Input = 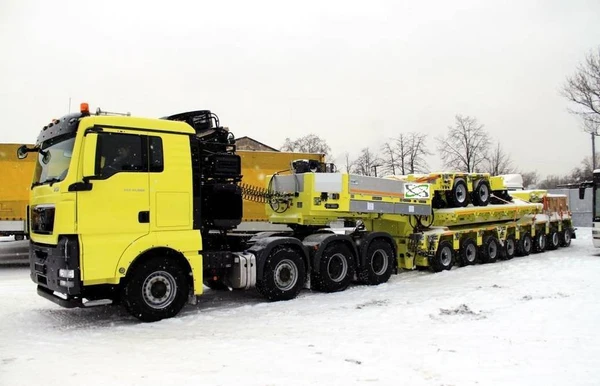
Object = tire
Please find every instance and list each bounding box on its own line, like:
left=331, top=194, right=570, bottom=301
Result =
left=559, top=229, right=572, bottom=247
left=459, top=238, right=478, bottom=266
left=480, top=235, right=500, bottom=263
left=533, top=232, right=546, bottom=253
left=312, top=243, right=354, bottom=292
left=447, top=178, right=469, bottom=208
left=358, top=239, right=395, bottom=285
left=429, top=240, right=454, bottom=272
left=547, top=231, right=560, bottom=250
left=14, top=234, right=24, bottom=241
left=471, top=180, right=491, bottom=207
left=502, top=235, right=516, bottom=260
left=256, top=247, right=305, bottom=301
left=516, top=233, right=532, bottom=256
left=121, top=257, right=190, bottom=322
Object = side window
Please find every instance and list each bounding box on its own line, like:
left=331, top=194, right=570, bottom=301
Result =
left=96, top=133, right=147, bottom=177
left=149, top=136, right=164, bottom=173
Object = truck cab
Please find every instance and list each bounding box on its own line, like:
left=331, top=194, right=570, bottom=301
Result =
left=22, top=104, right=244, bottom=321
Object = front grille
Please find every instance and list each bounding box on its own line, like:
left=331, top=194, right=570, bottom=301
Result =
left=31, top=205, right=55, bottom=234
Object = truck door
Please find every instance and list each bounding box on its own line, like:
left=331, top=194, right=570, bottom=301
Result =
left=77, top=131, right=151, bottom=283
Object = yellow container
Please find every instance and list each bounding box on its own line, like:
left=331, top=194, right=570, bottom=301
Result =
left=0, top=144, right=36, bottom=221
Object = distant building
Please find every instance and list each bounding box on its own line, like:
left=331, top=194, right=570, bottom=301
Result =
left=235, top=136, right=279, bottom=152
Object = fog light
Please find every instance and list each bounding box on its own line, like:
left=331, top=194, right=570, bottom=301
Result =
left=59, top=280, right=74, bottom=288
left=59, top=269, right=75, bottom=279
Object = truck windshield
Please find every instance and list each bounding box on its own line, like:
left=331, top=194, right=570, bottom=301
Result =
left=33, top=135, right=76, bottom=185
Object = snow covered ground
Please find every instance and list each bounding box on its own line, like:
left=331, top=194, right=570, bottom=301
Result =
left=1, top=229, right=600, bottom=386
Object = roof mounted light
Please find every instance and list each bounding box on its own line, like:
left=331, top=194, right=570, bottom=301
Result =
left=80, top=102, right=90, bottom=116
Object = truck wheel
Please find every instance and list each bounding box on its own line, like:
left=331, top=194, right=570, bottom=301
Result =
left=121, top=257, right=190, bottom=322
left=502, top=235, right=516, bottom=260
left=559, top=230, right=572, bottom=247
left=313, top=243, right=353, bottom=292
left=533, top=232, right=546, bottom=253
left=447, top=178, right=469, bottom=208
left=256, top=247, right=305, bottom=301
left=14, top=234, right=24, bottom=241
left=547, top=231, right=560, bottom=250
left=358, top=239, right=395, bottom=285
left=459, top=238, right=478, bottom=266
left=429, top=240, right=454, bottom=272
left=471, top=180, right=491, bottom=207
left=517, top=233, right=532, bottom=256
left=480, top=235, right=500, bottom=263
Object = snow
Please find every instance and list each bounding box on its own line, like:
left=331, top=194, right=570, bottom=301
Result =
left=2, top=230, right=600, bottom=385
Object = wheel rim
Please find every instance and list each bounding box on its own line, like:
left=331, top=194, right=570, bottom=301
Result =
left=274, top=259, right=298, bottom=291
left=539, top=234, right=545, bottom=249
left=478, top=183, right=490, bottom=202
left=455, top=184, right=467, bottom=204
left=523, top=237, right=531, bottom=252
left=488, top=240, right=498, bottom=258
left=142, top=271, right=177, bottom=310
left=465, top=243, right=477, bottom=263
left=552, top=233, right=559, bottom=246
left=371, top=249, right=389, bottom=275
left=506, top=239, right=515, bottom=256
left=327, top=253, right=348, bottom=282
left=440, top=246, right=452, bottom=266
left=564, top=231, right=571, bottom=244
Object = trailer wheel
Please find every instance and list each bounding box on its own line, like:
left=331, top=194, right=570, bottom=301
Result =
left=429, top=240, right=454, bottom=272
left=480, top=235, right=500, bottom=263
left=559, top=229, right=572, bottom=247
left=533, top=232, right=546, bottom=253
left=256, top=247, right=305, bottom=301
left=14, top=234, right=24, bottom=241
left=502, top=235, right=516, bottom=260
left=359, top=239, right=395, bottom=285
left=516, top=233, right=532, bottom=256
left=547, top=231, right=560, bottom=250
left=121, top=257, right=189, bottom=322
left=471, top=180, right=491, bottom=207
left=459, top=238, right=478, bottom=266
left=447, top=178, right=469, bottom=208
left=313, top=243, right=353, bottom=292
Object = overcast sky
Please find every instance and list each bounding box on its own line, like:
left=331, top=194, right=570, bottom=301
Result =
left=1, top=0, right=598, bottom=177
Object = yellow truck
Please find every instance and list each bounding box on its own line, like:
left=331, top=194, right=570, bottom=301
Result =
left=21, top=105, right=574, bottom=322
left=0, top=144, right=36, bottom=240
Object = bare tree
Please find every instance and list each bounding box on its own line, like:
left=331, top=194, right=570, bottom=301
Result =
left=281, top=134, right=331, bottom=158
left=520, top=171, right=539, bottom=188
left=380, top=142, right=398, bottom=175
left=343, top=152, right=353, bottom=174
left=353, top=147, right=382, bottom=176
left=483, top=143, right=514, bottom=175
left=562, top=47, right=600, bottom=125
left=406, top=132, right=431, bottom=173
left=437, top=115, right=490, bottom=172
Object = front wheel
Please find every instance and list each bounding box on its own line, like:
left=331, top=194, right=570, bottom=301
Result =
left=121, top=257, right=190, bottom=322
left=257, top=247, right=305, bottom=301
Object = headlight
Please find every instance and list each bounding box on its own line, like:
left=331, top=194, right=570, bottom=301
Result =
left=58, top=269, right=75, bottom=279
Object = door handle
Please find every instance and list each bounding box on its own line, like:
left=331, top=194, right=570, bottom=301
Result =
left=138, top=211, right=150, bottom=223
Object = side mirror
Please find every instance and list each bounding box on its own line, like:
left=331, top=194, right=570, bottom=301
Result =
left=579, top=186, right=586, bottom=200
left=82, top=133, right=98, bottom=178
left=17, top=145, right=29, bottom=159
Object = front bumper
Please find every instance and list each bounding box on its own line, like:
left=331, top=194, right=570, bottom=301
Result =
left=29, top=236, right=82, bottom=296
